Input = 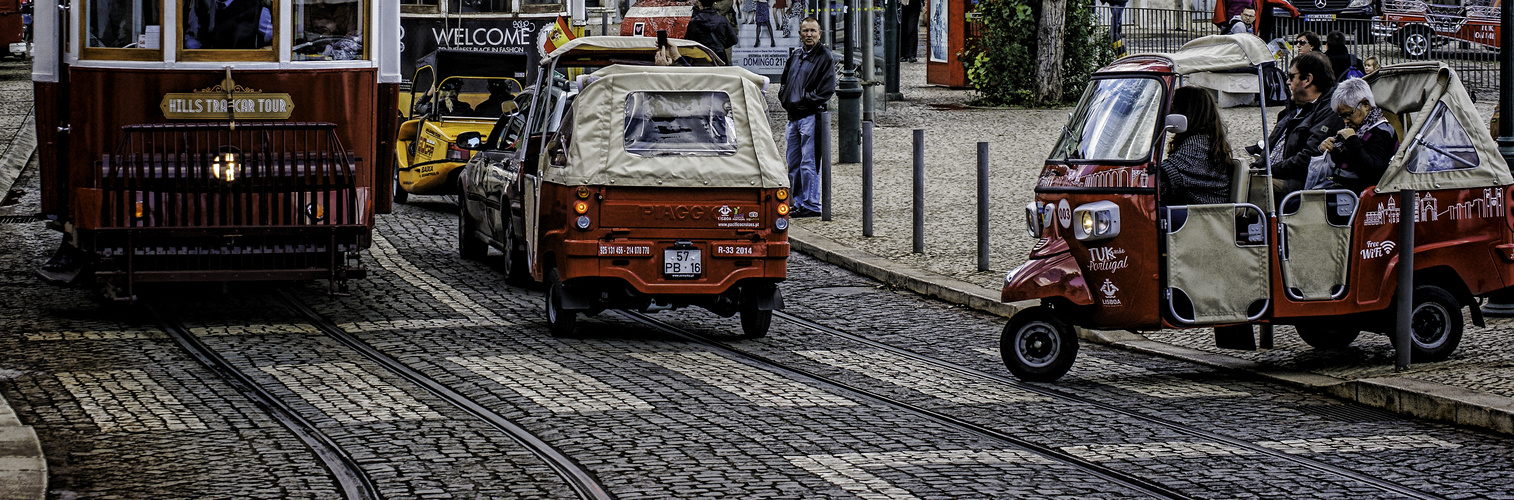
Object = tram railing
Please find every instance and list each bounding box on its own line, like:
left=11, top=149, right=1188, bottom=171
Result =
left=1095, top=6, right=1501, bottom=97
left=97, top=122, right=362, bottom=229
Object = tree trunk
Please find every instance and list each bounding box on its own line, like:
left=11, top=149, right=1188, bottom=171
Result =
left=1035, top=0, right=1067, bottom=105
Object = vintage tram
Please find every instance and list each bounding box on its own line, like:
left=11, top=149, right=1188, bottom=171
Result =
left=32, top=0, right=402, bottom=300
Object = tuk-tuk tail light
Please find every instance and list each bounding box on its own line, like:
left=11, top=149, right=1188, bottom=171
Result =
left=576, top=186, right=592, bottom=199
left=776, top=189, right=789, bottom=201
left=777, top=203, right=790, bottom=216
left=573, top=201, right=589, bottom=214
left=1071, top=201, right=1121, bottom=241
left=575, top=215, right=591, bottom=230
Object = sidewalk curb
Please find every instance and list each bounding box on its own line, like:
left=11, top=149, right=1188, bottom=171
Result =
left=0, top=398, right=45, bottom=500
left=0, top=112, right=36, bottom=197
left=788, top=224, right=1514, bottom=437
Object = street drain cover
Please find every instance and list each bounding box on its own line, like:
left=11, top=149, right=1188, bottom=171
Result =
left=1294, top=404, right=1399, bottom=423
left=0, top=216, right=38, bottom=224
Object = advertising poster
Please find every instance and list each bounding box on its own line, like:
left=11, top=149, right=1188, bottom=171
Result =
left=728, top=1, right=809, bottom=79
left=928, top=0, right=947, bottom=62
left=399, top=17, right=556, bottom=83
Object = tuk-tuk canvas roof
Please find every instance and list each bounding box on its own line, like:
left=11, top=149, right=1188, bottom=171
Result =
left=544, top=36, right=720, bottom=65
left=1122, top=34, right=1273, bottom=75
left=552, top=65, right=789, bottom=189
left=1369, top=62, right=1511, bottom=193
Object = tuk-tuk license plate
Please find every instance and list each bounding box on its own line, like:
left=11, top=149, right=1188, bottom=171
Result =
left=664, top=249, right=703, bottom=278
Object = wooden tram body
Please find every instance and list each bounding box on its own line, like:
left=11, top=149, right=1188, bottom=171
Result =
left=32, top=0, right=402, bottom=299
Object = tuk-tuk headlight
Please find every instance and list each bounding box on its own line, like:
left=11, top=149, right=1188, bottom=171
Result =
left=1072, top=201, right=1120, bottom=241
left=1024, top=202, right=1041, bottom=238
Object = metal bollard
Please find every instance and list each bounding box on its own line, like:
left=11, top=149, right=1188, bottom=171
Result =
left=863, top=121, right=874, bottom=237
left=912, top=129, right=924, bottom=253
left=819, top=111, right=833, bottom=221
left=1396, top=189, right=1415, bottom=371
left=977, top=142, right=989, bottom=272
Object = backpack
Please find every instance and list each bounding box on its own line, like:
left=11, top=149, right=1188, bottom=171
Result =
left=1343, top=55, right=1365, bottom=80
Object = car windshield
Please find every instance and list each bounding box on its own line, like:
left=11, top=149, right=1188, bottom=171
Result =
left=1049, top=78, right=1165, bottom=162
left=623, top=91, right=738, bottom=157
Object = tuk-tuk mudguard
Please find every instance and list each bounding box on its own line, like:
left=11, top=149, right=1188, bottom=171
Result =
left=1001, top=252, right=1093, bottom=306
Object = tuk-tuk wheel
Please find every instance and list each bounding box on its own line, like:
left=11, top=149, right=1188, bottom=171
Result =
left=458, top=204, right=487, bottom=260
left=1399, top=26, right=1434, bottom=59
left=739, top=301, right=772, bottom=338
left=1000, top=307, right=1078, bottom=382
left=1295, top=325, right=1360, bottom=350
left=546, top=269, right=577, bottom=338
left=1397, top=285, right=1463, bottom=362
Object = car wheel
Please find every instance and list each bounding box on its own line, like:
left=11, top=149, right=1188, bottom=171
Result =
left=498, top=201, right=530, bottom=285
left=739, top=298, right=772, bottom=338
left=393, top=163, right=409, bottom=205
left=1000, top=306, right=1078, bottom=382
left=1295, top=325, right=1360, bottom=349
left=1394, top=285, right=1463, bottom=362
left=1400, top=26, right=1434, bottom=59
left=546, top=269, right=577, bottom=338
left=458, top=202, right=486, bottom=260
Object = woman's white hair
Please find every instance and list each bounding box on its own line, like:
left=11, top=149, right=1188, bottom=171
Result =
left=1331, top=77, right=1375, bottom=110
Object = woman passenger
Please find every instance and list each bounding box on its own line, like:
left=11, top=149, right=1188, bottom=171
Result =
left=1160, top=87, right=1235, bottom=206
left=1318, top=78, right=1395, bottom=193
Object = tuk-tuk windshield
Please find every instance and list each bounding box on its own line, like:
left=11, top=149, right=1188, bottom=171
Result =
left=1050, top=78, right=1165, bottom=162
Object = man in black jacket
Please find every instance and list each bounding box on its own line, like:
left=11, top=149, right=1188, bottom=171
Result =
left=780, top=17, right=834, bottom=217
left=685, top=0, right=739, bottom=65
left=1255, top=51, right=1342, bottom=196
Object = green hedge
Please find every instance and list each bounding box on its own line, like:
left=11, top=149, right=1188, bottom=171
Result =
left=963, top=0, right=1116, bottom=106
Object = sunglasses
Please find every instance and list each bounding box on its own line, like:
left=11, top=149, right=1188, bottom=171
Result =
left=1295, top=40, right=1309, bottom=46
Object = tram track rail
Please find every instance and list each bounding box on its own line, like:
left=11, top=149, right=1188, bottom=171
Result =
left=616, top=310, right=1195, bottom=500
left=273, top=290, right=614, bottom=500
left=145, top=300, right=380, bottom=500
left=621, top=308, right=1445, bottom=500
left=768, top=310, right=1444, bottom=500
left=149, top=292, right=614, bottom=500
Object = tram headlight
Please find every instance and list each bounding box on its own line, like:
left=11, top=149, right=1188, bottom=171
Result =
left=1072, top=201, right=1121, bottom=241
left=211, top=149, right=239, bottom=182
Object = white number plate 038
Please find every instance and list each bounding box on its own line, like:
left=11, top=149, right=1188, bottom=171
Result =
left=663, top=249, right=703, bottom=278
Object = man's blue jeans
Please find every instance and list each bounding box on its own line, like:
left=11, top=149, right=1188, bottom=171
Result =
left=785, top=114, right=821, bottom=212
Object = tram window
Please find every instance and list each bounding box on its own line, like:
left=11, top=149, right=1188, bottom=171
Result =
left=86, top=0, right=163, bottom=50
left=453, top=0, right=510, bottom=12
left=182, top=0, right=274, bottom=51
left=520, top=0, right=564, bottom=13
left=294, top=0, right=364, bottom=61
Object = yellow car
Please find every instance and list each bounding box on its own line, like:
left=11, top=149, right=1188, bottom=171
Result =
left=394, top=49, right=528, bottom=203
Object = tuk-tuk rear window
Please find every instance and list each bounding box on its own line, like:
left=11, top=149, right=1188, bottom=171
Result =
left=623, top=91, right=738, bottom=157
left=1049, top=78, right=1164, bottom=163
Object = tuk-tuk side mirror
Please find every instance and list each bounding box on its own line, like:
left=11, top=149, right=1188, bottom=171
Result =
left=1164, top=114, right=1188, bottom=134
left=456, top=131, right=486, bottom=151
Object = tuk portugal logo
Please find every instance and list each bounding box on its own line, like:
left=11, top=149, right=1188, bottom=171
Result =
left=1088, top=247, right=1128, bottom=272
left=1099, top=279, right=1122, bottom=306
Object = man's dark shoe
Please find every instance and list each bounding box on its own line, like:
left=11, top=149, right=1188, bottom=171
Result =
left=790, top=208, right=821, bottom=218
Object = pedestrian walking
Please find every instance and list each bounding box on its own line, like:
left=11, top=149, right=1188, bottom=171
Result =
left=1324, top=30, right=1362, bottom=80
left=899, top=0, right=921, bottom=62
left=1103, top=0, right=1129, bottom=57
left=752, top=0, right=775, bottom=46
left=685, top=0, right=739, bottom=64
left=780, top=17, right=835, bottom=217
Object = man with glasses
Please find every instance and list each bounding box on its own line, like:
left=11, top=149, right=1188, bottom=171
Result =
left=1227, top=7, right=1254, bottom=35
left=1251, top=51, right=1343, bottom=195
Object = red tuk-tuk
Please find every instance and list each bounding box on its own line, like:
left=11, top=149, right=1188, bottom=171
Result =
left=458, top=37, right=789, bottom=338
left=999, top=34, right=1511, bottom=381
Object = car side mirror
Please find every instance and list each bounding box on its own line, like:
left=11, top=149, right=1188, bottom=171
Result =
left=1164, top=114, right=1188, bottom=134
left=456, top=131, right=486, bottom=151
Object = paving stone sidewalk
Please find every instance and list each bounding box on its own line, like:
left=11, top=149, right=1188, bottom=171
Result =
left=778, top=60, right=1514, bottom=437
left=0, top=58, right=41, bottom=500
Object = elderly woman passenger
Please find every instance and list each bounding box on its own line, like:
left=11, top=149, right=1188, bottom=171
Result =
left=1318, top=78, right=1396, bottom=192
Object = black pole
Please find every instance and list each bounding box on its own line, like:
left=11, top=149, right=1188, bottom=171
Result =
left=977, top=142, right=989, bottom=272
left=862, top=121, right=874, bottom=237
left=912, top=128, right=924, bottom=253
left=838, top=0, right=862, bottom=162
left=1396, top=189, right=1416, bottom=371
left=885, top=0, right=900, bottom=99
left=819, top=111, right=833, bottom=221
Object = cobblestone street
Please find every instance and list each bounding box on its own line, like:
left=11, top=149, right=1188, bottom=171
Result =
left=4, top=54, right=1514, bottom=499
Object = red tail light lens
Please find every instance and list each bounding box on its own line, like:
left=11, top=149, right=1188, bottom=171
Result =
left=447, top=143, right=471, bottom=161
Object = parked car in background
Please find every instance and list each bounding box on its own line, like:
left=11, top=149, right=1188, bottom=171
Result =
left=394, top=49, right=529, bottom=203
left=1374, top=0, right=1501, bottom=58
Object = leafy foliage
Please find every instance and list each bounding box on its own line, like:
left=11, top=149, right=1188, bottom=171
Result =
left=963, top=0, right=1116, bottom=106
